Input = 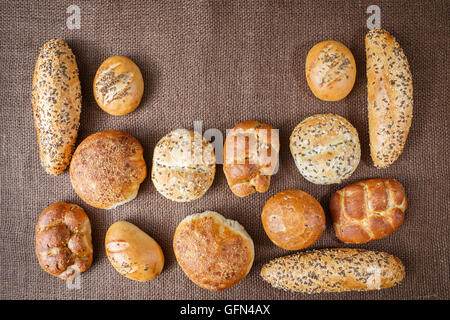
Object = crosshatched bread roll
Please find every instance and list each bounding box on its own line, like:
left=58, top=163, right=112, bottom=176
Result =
left=70, top=130, right=147, bottom=209
left=305, top=40, right=356, bottom=101
left=261, top=248, right=405, bottom=294
left=261, top=189, right=325, bottom=250
left=366, top=29, right=413, bottom=168
left=35, top=202, right=93, bottom=280
left=105, top=221, right=164, bottom=282
left=289, top=114, right=361, bottom=184
left=32, top=39, right=81, bottom=175
left=173, top=211, right=254, bottom=291
left=94, top=56, right=144, bottom=116
left=330, top=178, right=407, bottom=244
left=223, top=120, right=280, bottom=197
left=151, top=129, right=216, bottom=202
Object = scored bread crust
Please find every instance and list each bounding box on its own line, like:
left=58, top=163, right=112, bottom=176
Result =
left=289, top=114, right=361, bottom=184
left=32, top=39, right=82, bottom=176
left=35, top=202, right=93, bottom=280
left=366, top=29, right=413, bottom=168
left=69, top=130, right=147, bottom=209
left=329, top=178, right=407, bottom=244
left=261, top=189, right=326, bottom=250
left=105, top=221, right=164, bottom=282
left=173, top=211, right=254, bottom=291
left=305, top=40, right=356, bottom=101
left=93, top=56, right=144, bottom=116
left=223, top=120, right=280, bottom=197
left=151, top=129, right=216, bottom=202
left=261, top=248, right=405, bottom=294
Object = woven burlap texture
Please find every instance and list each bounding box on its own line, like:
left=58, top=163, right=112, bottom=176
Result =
left=0, top=0, right=448, bottom=300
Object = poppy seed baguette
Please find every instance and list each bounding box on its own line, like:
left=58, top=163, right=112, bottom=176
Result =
left=261, top=248, right=405, bottom=293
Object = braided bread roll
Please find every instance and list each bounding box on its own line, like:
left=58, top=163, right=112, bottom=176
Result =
left=329, top=178, right=407, bottom=244
left=223, top=120, right=279, bottom=197
left=35, top=202, right=93, bottom=280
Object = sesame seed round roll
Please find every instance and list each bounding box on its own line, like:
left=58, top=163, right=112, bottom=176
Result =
left=261, top=248, right=405, bottom=294
left=32, top=39, right=82, bottom=176
left=289, top=114, right=361, bottom=185
left=151, top=129, right=216, bottom=202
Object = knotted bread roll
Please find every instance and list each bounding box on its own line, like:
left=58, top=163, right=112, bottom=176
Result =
left=35, top=202, right=93, bottom=280
left=329, top=178, right=407, bottom=244
left=223, top=120, right=279, bottom=197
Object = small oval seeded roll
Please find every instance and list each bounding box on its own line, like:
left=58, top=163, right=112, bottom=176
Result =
left=151, top=129, right=216, bottom=202
left=35, top=202, right=93, bottom=280
left=261, top=189, right=325, bottom=250
left=366, top=29, right=413, bottom=168
left=93, top=56, right=144, bottom=116
left=173, top=211, right=254, bottom=291
left=305, top=40, right=356, bottom=101
left=70, top=130, right=147, bottom=209
left=32, top=39, right=82, bottom=175
left=290, top=114, right=361, bottom=184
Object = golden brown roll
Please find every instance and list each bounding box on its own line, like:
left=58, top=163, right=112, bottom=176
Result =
left=366, top=29, right=413, bottom=168
left=261, top=189, right=325, bottom=250
left=223, top=120, right=280, bottom=197
left=93, top=56, right=144, bottom=116
left=105, top=221, right=164, bottom=282
left=289, top=114, right=361, bottom=184
left=329, top=178, right=407, bottom=244
left=35, top=202, right=93, bottom=280
left=151, top=129, right=216, bottom=202
left=69, top=130, right=147, bottom=209
left=305, top=40, right=356, bottom=101
left=32, top=39, right=82, bottom=175
left=261, top=248, right=405, bottom=293
left=173, top=211, right=254, bottom=291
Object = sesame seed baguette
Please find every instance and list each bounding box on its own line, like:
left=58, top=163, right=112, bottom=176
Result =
left=366, top=29, right=413, bottom=168
left=32, top=39, right=82, bottom=176
left=261, top=248, right=405, bottom=294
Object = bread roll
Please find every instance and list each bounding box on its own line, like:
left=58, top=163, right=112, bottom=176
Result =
left=330, top=178, right=407, bottom=244
left=223, top=120, right=280, bottom=197
left=93, top=56, right=144, bottom=116
left=289, top=114, right=360, bottom=184
left=32, top=39, right=81, bottom=175
left=105, top=221, right=164, bottom=282
left=151, top=129, right=216, bottom=202
left=261, top=189, right=325, bottom=250
left=173, top=211, right=254, bottom=291
left=261, top=248, right=405, bottom=293
left=70, top=130, right=147, bottom=209
left=35, top=202, right=93, bottom=280
left=305, top=40, right=356, bottom=101
left=366, top=29, right=413, bottom=168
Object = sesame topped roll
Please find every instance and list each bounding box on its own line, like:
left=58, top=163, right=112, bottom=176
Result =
left=32, top=39, right=81, bottom=175
left=151, top=129, right=216, bottom=202
left=289, top=114, right=361, bottom=185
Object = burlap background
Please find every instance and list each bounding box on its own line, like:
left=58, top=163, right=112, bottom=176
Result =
left=0, top=0, right=448, bottom=300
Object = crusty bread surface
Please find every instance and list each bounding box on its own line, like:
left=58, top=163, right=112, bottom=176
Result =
left=35, top=202, right=93, bottom=280
left=69, top=130, right=147, bottom=209
left=32, top=39, right=82, bottom=175
left=329, top=178, right=407, bottom=243
left=173, top=211, right=254, bottom=291
left=366, top=29, right=413, bottom=168
left=261, top=248, right=405, bottom=293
